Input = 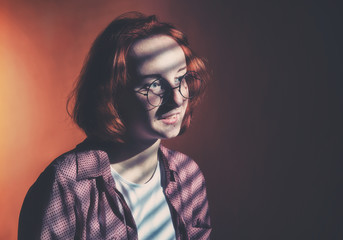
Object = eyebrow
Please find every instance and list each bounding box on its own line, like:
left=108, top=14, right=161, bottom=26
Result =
left=139, top=66, right=187, bottom=80
left=177, top=66, right=187, bottom=74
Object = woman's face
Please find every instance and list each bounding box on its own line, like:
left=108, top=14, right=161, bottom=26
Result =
left=126, top=35, right=188, bottom=142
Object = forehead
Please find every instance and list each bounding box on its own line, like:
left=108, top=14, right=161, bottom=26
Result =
left=129, top=35, right=186, bottom=76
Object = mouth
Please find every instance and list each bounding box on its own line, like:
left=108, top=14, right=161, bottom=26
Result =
left=159, top=112, right=180, bottom=125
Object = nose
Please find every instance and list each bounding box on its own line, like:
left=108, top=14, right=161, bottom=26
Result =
left=170, top=87, right=185, bottom=107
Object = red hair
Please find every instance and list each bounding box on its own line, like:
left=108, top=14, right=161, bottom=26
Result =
left=68, top=12, right=208, bottom=143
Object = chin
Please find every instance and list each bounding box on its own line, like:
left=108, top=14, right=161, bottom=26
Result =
left=162, top=127, right=183, bottom=139
left=153, top=124, right=182, bottom=140
left=162, top=131, right=180, bottom=139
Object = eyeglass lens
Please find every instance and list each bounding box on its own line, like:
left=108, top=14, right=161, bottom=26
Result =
left=147, top=72, right=201, bottom=107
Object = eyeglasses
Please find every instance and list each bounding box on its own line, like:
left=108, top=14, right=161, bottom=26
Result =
left=134, top=71, right=202, bottom=107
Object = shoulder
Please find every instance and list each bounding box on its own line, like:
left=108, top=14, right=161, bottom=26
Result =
left=36, top=148, right=80, bottom=183
left=25, top=146, right=108, bottom=207
left=49, top=150, right=78, bottom=179
left=38, top=146, right=107, bottom=182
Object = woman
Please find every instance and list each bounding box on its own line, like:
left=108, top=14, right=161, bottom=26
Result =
left=18, top=12, right=211, bottom=240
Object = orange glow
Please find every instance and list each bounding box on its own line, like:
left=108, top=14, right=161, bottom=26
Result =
left=0, top=4, right=85, bottom=239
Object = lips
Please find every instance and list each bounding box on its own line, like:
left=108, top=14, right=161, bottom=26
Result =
left=159, top=112, right=180, bottom=125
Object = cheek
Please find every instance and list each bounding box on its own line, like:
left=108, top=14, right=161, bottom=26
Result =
left=135, top=94, right=153, bottom=110
left=118, top=94, right=147, bottom=123
left=182, top=99, right=189, bottom=114
left=131, top=96, right=158, bottom=123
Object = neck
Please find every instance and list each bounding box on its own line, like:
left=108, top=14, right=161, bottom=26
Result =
left=109, top=139, right=161, bottom=184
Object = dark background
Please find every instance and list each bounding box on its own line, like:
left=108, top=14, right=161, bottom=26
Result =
left=0, top=0, right=342, bottom=239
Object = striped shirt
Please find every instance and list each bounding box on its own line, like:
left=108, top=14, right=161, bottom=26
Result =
left=111, top=161, right=176, bottom=240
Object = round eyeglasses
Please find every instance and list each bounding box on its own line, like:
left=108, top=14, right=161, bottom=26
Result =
left=134, top=71, right=202, bottom=107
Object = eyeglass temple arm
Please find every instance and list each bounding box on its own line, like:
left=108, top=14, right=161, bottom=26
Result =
left=134, top=90, right=148, bottom=96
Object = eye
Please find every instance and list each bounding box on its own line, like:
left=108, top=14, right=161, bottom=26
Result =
left=175, top=72, right=187, bottom=85
left=148, top=79, right=165, bottom=95
left=150, top=79, right=161, bottom=89
left=176, top=76, right=183, bottom=83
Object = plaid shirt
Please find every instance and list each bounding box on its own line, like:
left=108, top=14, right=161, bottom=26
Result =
left=18, top=141, right=211, bottom=240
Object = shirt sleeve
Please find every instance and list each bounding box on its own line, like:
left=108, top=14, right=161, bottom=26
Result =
left=18, top=164, right=76, bottom=240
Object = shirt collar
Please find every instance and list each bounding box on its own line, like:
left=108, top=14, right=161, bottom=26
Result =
left=159, top=145, right=178, bottom=185
left=74, top=139, right=176, bottom=182
left=75, top=139, right=112, bottom=181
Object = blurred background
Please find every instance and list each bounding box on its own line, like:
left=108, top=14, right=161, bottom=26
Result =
left=0, top=0, right=342, bottom=239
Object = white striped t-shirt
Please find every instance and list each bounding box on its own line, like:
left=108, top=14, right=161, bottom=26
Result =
left=111, top=162, right=176, bottom=240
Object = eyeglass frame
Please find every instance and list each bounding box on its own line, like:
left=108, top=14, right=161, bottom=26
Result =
left=134, top=71, right=201, bottom=107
